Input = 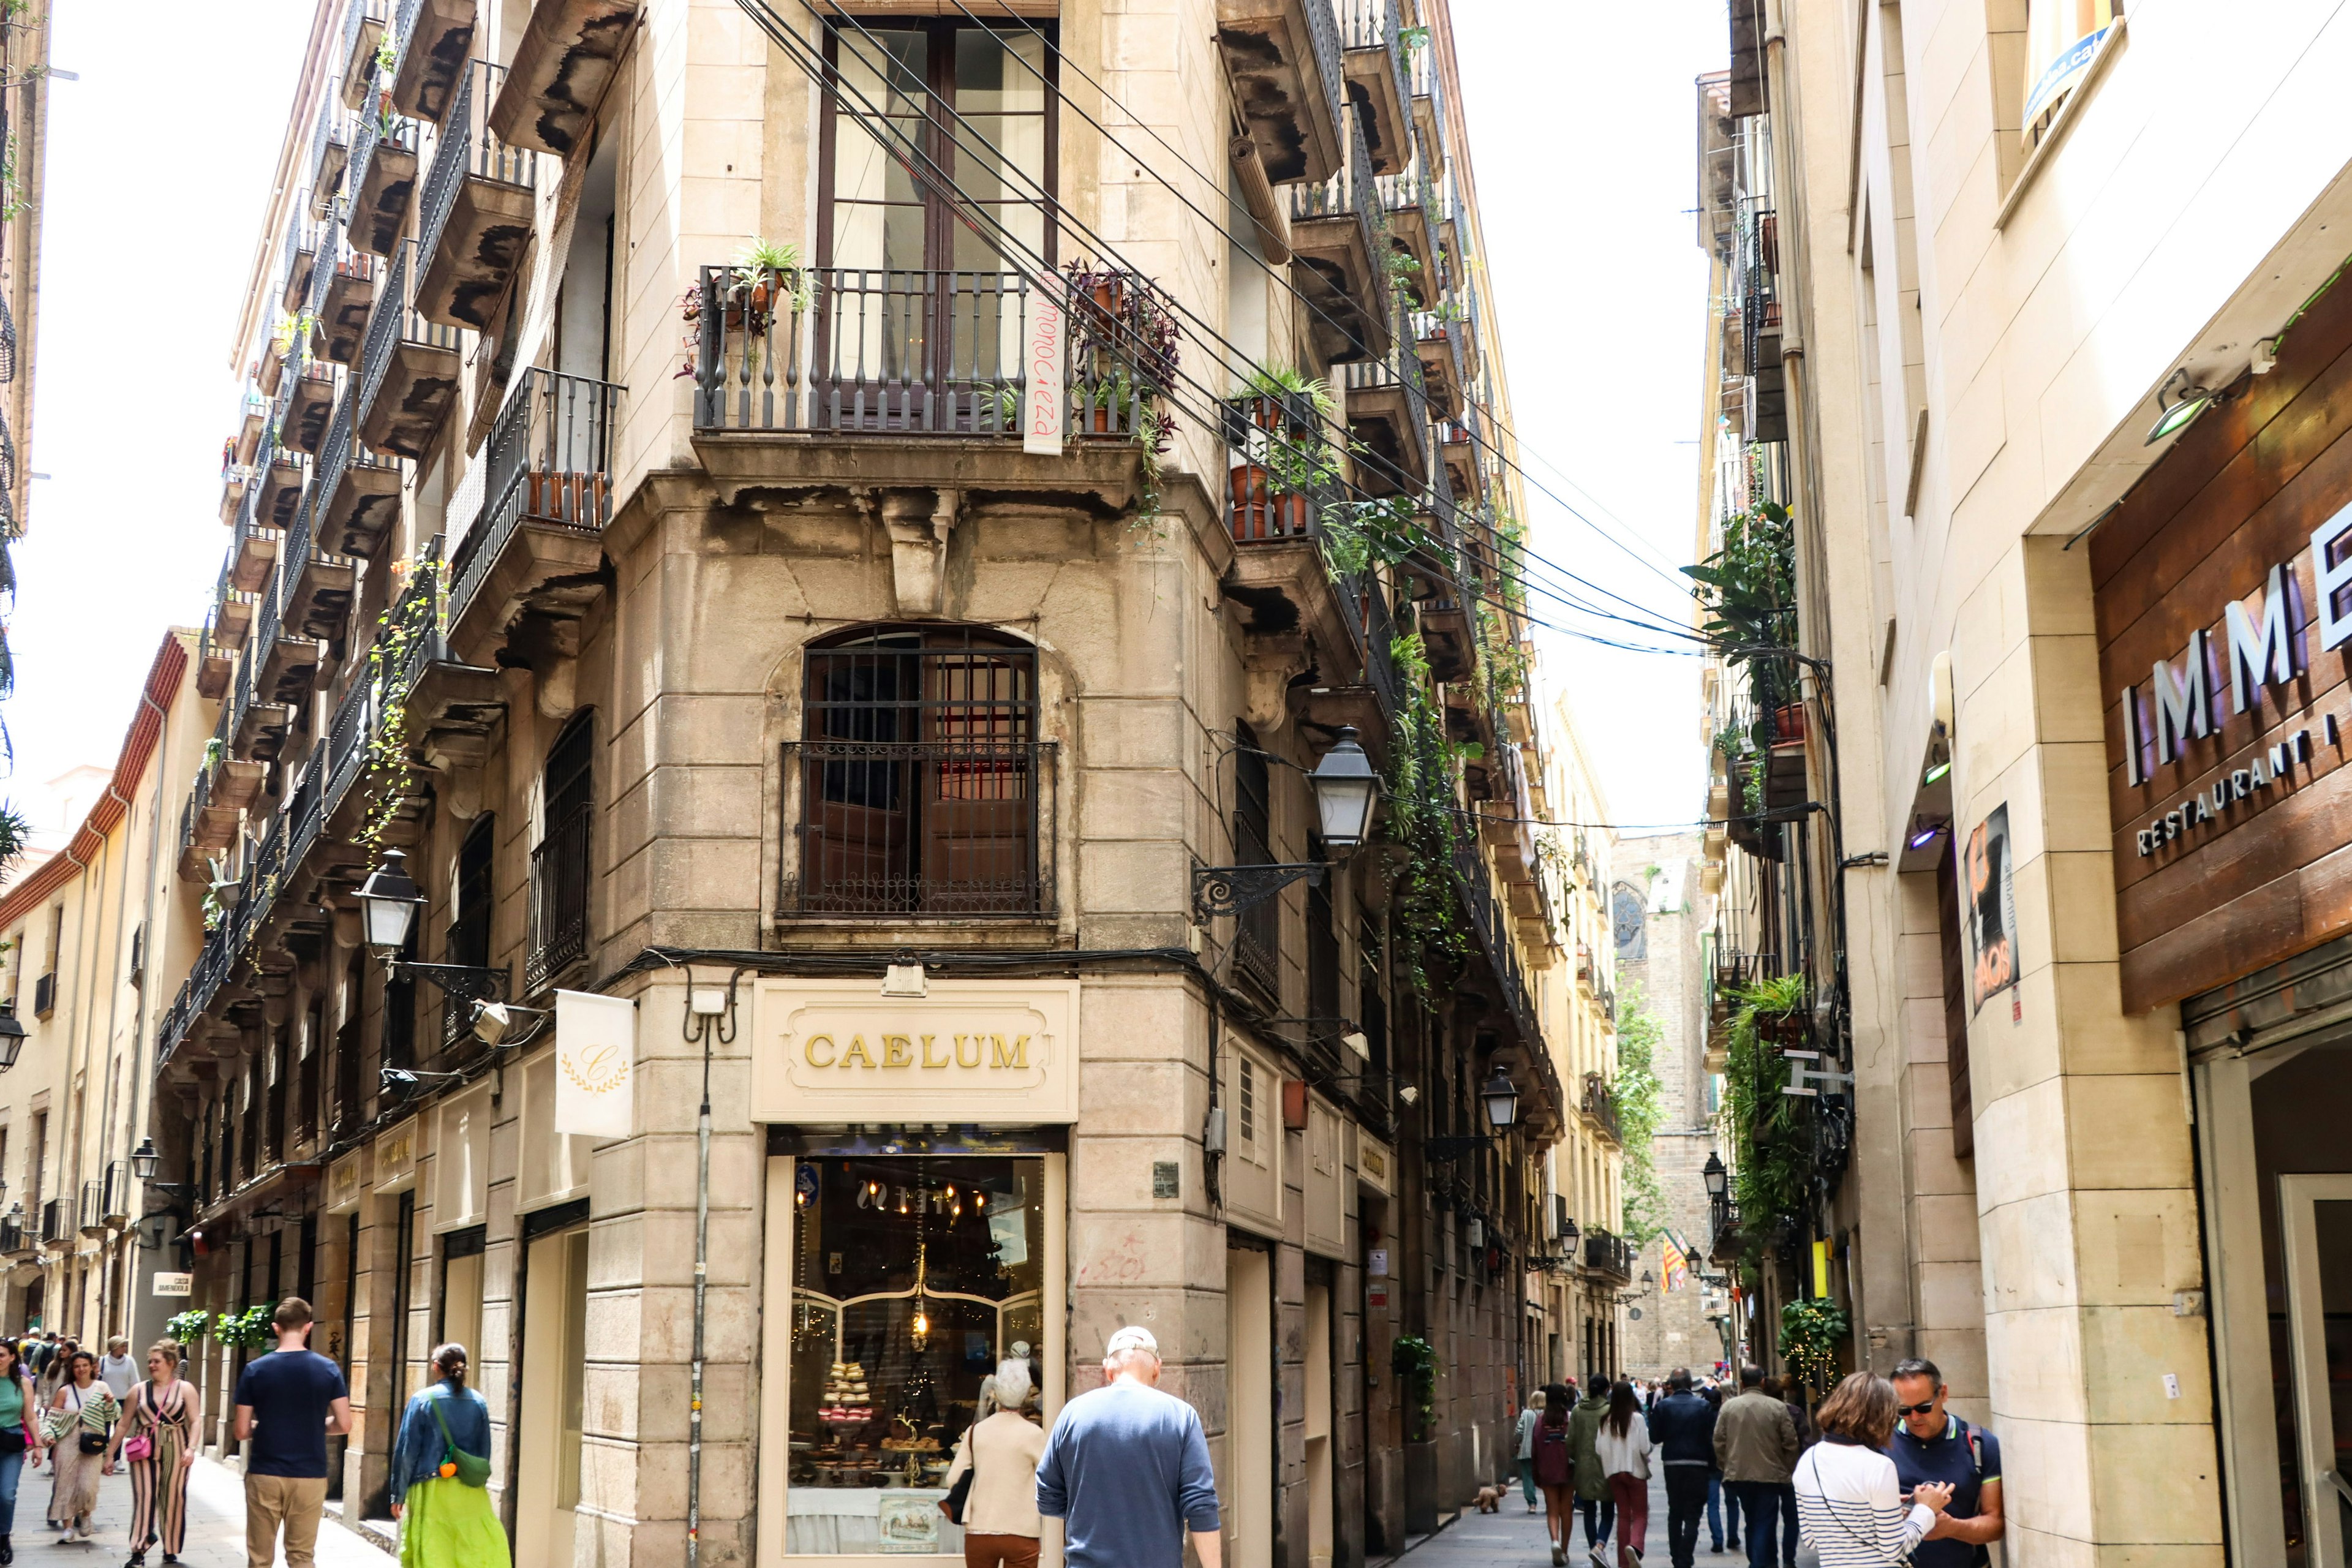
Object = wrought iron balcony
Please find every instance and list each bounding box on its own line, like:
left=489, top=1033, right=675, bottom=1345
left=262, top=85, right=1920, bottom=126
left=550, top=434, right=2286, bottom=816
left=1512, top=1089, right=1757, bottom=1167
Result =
left=312, top=388, right=404, bottom=560
left=777, top=737, right=1058, bottom=921
left=281, top=208, right=322, bottom=312
left=1286, top=116, right=1390, bottom=363
left=309, top=89, right=352, bottom=217
left=350, top=99, right=426, bottom=257
left=319, top=234, right=381, bottom=366
left=37, top=1198, right=65, bottom=1246
left=1583, top=1071, right=1623, bottom=1144
left=282, top=357, right=341, bottom=456
left=356, top=238, right=464, bottom=459
left=693, top=266, right=1151, bottom=441
left=339, top=0, right=391, bottom=108
left=0, top=1217, right=26, bottom=1259
left=1341, top=318, right=1430, bottom=499
left=1582, top=1227, right=1636, bottom=1286
left=280, top=480, right=358, bottom=647
left=388, top=0, right=475, bottom=125
left=31, top=970, right=53, bottom=1019
left=1378, top=162, right=1442, bottom=307
left=1216, top=0, right=1345, bottom=186
left=1334, top=0, right=1413, bottom=175
left=417, top=59, right=540, bottom=331
left=445, top=367, right=619, bottom=648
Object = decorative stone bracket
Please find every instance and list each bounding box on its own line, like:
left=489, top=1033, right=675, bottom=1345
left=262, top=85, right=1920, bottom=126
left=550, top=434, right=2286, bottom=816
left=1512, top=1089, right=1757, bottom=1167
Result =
left=1244, top=632, right=1309, bottom=733
left=858, top=486, right=963, bottom=619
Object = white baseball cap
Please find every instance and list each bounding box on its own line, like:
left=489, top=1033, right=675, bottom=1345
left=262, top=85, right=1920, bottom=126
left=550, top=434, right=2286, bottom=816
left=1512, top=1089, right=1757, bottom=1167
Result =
left=1104, top=1325, right=1159, bottom=1359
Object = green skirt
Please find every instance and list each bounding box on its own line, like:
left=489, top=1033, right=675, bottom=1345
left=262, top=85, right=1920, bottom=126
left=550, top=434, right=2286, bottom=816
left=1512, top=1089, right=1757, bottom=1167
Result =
left=399, top=1477, right=512, bottom=1568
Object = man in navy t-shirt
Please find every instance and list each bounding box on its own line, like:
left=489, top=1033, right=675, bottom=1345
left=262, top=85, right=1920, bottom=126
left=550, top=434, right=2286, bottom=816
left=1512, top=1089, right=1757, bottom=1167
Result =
left=233, top=1298, right=352, bottom=1568
left=1884, top=1358, right=2003, bottom=1568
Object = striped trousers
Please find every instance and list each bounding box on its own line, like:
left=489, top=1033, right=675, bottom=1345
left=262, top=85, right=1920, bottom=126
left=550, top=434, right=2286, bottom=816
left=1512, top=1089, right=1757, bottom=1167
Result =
left=126, top=1439, right=190, bottom=1558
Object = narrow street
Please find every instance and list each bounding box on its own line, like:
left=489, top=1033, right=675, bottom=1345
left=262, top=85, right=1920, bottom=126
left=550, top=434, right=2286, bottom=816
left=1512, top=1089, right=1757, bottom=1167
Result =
left=1393, top=1468, right=1689, bottom=1568
left=17, top=1456, right=382, bottom=1568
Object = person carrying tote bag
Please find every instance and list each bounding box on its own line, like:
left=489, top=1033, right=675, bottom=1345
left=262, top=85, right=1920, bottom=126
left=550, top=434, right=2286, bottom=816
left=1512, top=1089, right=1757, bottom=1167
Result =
left=1790, top=1373, right=1951, bottom=1567
left=43, top=1353, right=117, bottom=1545
left=939, top=1361, right=1047, bottom=1568
left=110, top=1342, right=196, bottom=1568
left=390, top=1345, right=508, bottom=1568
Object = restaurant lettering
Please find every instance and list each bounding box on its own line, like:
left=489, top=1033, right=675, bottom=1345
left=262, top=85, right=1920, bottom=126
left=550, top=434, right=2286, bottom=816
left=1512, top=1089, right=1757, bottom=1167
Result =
left=802, top=1033, right=1032, bottom=1070
left=2119, top=502, right=2352, bottom=793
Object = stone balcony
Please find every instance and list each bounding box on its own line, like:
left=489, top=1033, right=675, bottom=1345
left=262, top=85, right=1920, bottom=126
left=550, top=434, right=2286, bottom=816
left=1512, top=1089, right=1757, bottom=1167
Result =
left=417, top=59, right=539, bottom=331
left=1216, top=0, right=1345, bottom=186
left=489, top=0, right=638, bottom=157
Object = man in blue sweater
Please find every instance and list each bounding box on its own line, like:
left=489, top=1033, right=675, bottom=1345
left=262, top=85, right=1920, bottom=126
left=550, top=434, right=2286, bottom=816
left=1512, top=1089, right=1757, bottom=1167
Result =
left=1647, top=1369, right=1719, bottom=1568
left=1036, top=1326, right=1223, bottom=1568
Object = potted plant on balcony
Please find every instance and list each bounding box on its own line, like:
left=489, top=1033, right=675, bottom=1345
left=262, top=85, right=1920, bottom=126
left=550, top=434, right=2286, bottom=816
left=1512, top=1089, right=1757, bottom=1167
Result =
left=731, top=238, right=810, bottom=326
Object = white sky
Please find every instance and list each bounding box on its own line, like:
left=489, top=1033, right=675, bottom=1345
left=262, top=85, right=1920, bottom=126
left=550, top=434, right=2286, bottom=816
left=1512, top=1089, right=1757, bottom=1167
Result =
left=11, top=0, right=1725, bottom=835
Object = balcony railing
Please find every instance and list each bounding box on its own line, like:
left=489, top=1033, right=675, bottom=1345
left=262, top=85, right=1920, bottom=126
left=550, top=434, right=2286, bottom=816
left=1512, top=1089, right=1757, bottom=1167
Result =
left=0, top=1217, right=25, bottom=1257
left=417, top=59, right=538, bottom=328
left=31, top=971, right=53, bottom=1019
left=356, top=238, right=466, bottom=454
left=309, top=88, right=352, bottom=216
left=693, top=266, right=1153, bottom=441
left=1583, top=1072, right=1622, bottom=1143
left=1583, top=1228, right=1636, bottom=1285
left=1223, top=393, right=1337, bottom=545
left=447, top=366, right=620, bottom=630
left=778, top=739, right=1057, bottom=918
left=37, top=1199, right=64, bottom=1246
left=101, top=1158, right=130, bottom=1226
left=526, top=801, right=592, bottom=992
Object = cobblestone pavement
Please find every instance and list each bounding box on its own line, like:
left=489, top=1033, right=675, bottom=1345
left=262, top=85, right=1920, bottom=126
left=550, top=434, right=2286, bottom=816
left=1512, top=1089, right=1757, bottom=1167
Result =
left=13, top=1455, right=383, bottom=1568
left=1387, top=1467, right=1740, bottom=1568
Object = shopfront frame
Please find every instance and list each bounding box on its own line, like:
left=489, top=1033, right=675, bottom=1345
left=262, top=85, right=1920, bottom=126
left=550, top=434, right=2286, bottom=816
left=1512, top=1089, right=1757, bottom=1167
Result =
left=750, top=978, right=1079, bottom=1568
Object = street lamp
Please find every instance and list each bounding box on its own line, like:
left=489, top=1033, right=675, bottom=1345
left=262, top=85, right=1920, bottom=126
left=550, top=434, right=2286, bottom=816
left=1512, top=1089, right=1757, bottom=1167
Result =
left=1480, top=1068, right=1520, bottom=1133
left=1191, top=730, right=1387, bottom=923
left=355, top=851, right=515, bottom=1042
left=1702, top=1152, right=1728, bottom=1200
left=1308, top=727, right=1381, bottom=853
left=0, top=1009, right=25, bottom=1072
left=130, top=1138, right=159, bottom=1182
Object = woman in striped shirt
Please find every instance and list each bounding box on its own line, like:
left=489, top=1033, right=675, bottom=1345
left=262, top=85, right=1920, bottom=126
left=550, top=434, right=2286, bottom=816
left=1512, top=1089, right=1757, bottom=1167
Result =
left=1792, top=1373, right=1951, bottom=1567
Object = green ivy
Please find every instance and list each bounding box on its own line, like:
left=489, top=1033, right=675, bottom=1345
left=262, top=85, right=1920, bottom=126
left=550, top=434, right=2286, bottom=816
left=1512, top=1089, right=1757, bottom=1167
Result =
left=1382, top=633, right=1472, bottom=997
left=1614, top=980, right=1667, bottom=1246
left=165, top=1310, right=211, bottom=1346
left=1777, top=1297, right=1849, bottom=1400
left=1684, top=499, right=1797, bottom=710
left=1720, top=973, right=1811, bottom=1269
left=360, top=555, right=439, bottom=851
left=1317, top=496, right=1422, bottom=580
left=215, top=1305, right=277, bottom=1351
left=1390, top=1335, right=1438, bottom=1441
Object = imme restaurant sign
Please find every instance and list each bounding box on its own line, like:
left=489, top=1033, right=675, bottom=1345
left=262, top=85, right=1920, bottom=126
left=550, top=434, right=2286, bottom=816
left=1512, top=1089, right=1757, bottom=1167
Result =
left=750, top=978, right=1080, bottom=1125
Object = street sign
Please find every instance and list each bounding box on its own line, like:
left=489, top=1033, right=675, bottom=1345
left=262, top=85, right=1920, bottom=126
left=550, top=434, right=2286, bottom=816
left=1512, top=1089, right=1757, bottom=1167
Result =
left=151, top=1272, right=193, bottom=1298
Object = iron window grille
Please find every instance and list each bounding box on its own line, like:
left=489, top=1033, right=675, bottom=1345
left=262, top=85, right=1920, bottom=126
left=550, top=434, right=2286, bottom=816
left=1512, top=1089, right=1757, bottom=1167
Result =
left=781, top=630, right=1054, bottom=918
left=1232, top=722, right=1280, bottom=1001
left=529, top=717, right=595, bottom=992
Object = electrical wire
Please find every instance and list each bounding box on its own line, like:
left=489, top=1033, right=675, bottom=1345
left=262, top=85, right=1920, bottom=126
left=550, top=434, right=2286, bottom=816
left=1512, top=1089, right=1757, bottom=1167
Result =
left=752, top=0, right=1706, bottom=660
left=946, top=0, right=1701, bottom=605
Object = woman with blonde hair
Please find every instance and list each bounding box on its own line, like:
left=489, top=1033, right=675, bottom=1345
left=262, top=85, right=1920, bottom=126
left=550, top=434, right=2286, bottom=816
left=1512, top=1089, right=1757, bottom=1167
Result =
left=1792, top=1372, right=1952, bottom=1566
left=110, top=1341, right=195, bottom=1567
left=43, top=1351, right=116, bottom=1545
left=939, top=1360, right=1049, bottom=1568
left=390, top=1344, right=508, bottom=1568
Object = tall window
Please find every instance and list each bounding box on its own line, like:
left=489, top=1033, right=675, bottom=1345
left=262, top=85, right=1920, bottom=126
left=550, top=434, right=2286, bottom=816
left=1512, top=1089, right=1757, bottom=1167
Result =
left=820, top=21, right=1056, bottom=276
left=530, top=718, right=594, bottom=991
left=446, top=815, right=499, bottom=1045
left=1233, top=722, right=1278, bottom=1000
left=791, top=628, right=1048, bottom=916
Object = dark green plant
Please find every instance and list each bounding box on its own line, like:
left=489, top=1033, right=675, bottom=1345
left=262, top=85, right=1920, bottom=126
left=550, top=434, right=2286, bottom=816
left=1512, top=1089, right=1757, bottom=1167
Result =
left=1382, top=633, right=1473, bottom=997
left=166, top=1310, right=211, bottom=1347
left=1777, top=1297, right=1849, bottom=1399
left=216, top=1305, right=277, bottom=1350
left=1390, top=1335, right=1438, bottom=1441
left=1318, top=496, right=1422, bottom=579
left=1720, top=973, right=1811, bottom=1267
left=1614, top=981, right=1667, bottom=1246
left=1684, top=500, right=1797, bottom=704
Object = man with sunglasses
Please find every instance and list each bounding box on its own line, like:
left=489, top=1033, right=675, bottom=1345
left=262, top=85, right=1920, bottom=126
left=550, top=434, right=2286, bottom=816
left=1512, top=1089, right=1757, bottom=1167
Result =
left=1884, top=1359, right=2003, bottom=1567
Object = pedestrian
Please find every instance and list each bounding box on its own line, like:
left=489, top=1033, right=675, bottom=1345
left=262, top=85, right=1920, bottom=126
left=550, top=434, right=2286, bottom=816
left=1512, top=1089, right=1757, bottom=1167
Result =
left=1792, top=1373, right=1950, bottom=1565
left=1701, top=1382, right=1733, bottom=1555
left=1568, top=1376, right=1615, bottom=1562
left=1648, top=1370, right=1716, bottom=1568
left=389, top=1344, right=505, bottom=1568
left=0, top=1337, right=40, bottom=1563
left=1884, top=1359, right=2003, bottom=1568
left=1515, top=1389, right=1548, bottom=1515
left=1713, top=1366, right=1799, bottom=1568
left=1530, top=1384, right=1576, bottom=1566
left=111, top=1340, right=195, bottom=1568
left=939, top=1359, right=1048, bottom=1568
left=33, top=1341, right=66, bottom=1410
left=43, top=1350, right=117, bottom=1544
left=1032, top=1327, right=1221, bottom=1568
left=232, top=1297, right=353, bottom=1568
left=1776, top=1380, right=1809, bottom=1563
left=97, top=1340, right=136, bottom=1404
left=1596, top=1380, right=1654, bottom=1568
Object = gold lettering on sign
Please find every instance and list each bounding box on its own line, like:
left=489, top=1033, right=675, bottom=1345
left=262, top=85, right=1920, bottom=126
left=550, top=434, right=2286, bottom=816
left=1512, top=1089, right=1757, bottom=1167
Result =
left=805, top=1034, right=836, bottom=1068
left=990, top=1035, right=1030, bottom=1069
left=882, top=1035, right=914, bottom=1068
left=956, top=1035, right=983, bottom=1069
left=840, top=1035, right=875, bottom=1069
left=921, top=1035, right=951, bottom=1069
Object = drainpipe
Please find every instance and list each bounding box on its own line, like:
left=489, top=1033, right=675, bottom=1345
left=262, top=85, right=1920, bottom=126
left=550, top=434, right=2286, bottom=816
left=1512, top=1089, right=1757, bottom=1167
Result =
left=126, top=690, right=172, bottom=1335
left=688, top=990, right=712, bottom=1568
left=92, top=769, right=142, bottom=1338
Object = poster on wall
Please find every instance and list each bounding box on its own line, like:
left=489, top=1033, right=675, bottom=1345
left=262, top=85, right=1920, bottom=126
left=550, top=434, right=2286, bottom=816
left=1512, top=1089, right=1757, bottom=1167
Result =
left=1963, top=805, right=2019, bottom=1011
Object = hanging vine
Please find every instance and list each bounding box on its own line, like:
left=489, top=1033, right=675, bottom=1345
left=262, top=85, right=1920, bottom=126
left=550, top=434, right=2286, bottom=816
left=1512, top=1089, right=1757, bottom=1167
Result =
left=359, top=554, right=437, bottom=853
left=1719, top=973, right=1811, bottom=1267
left=1382, top=632, right=1474, bottom=998
left=1390, top=1334, right=1438, bottom=1442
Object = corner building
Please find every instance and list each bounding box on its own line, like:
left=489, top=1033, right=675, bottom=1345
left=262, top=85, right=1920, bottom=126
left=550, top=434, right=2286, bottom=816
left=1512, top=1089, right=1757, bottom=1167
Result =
left=149, top=1, right=1582, bottom=1565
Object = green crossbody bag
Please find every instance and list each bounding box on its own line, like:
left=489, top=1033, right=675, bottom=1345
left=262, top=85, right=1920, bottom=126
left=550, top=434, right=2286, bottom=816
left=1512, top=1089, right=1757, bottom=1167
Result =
left=429, top=1395, right=492, bottom=1488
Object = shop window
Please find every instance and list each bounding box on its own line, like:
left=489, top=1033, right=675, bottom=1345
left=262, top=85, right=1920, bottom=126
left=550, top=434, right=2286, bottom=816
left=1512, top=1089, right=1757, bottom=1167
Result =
left=784, top=1154, right=1047, bottom=1555
left=788, top=628, right=1051, bottom=917
left=530, top=717, right=594, bottom=992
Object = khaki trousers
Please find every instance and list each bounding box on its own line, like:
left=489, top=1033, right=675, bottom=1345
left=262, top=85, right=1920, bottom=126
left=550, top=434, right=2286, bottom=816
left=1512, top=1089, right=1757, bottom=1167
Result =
left=244, top=1473, right=330, bottom=1568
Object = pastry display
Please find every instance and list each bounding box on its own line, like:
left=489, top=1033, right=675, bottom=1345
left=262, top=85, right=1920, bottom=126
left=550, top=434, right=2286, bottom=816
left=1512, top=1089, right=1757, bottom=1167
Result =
left=816, top=1361, right=875, bottom=1425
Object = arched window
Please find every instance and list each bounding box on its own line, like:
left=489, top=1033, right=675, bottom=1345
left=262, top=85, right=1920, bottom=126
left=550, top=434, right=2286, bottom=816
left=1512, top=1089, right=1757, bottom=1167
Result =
left=791, top=627, right=1048, bottom=916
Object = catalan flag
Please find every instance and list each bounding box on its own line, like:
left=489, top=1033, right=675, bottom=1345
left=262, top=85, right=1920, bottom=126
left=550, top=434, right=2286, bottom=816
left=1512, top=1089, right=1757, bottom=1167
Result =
left=1661, top=1231, right=1691, bottom=1292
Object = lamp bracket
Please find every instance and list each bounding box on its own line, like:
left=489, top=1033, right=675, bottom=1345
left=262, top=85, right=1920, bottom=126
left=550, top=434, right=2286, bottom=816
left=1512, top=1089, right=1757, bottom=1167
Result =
left=1191, top=863, right=1324, bottom=924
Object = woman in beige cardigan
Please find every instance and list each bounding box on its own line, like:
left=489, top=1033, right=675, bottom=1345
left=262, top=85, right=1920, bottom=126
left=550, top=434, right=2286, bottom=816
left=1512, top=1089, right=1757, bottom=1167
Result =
left=941, top=1360, right=1049, bottom=1568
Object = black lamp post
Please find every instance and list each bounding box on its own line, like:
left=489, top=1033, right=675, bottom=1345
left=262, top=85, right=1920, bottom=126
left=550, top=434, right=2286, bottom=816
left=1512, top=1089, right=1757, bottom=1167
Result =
left=1427, top=1067, right=1522, bottom=1161
left=1191, top=728, right=1386, bottom=922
